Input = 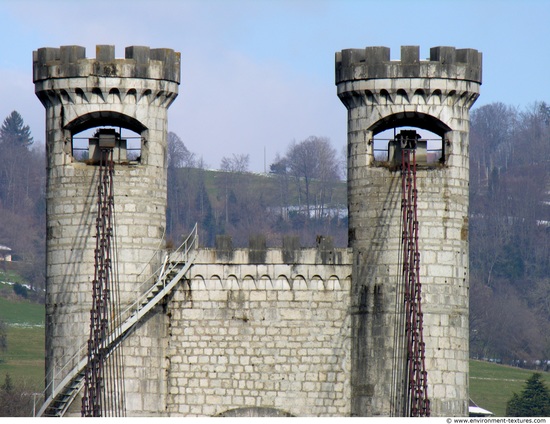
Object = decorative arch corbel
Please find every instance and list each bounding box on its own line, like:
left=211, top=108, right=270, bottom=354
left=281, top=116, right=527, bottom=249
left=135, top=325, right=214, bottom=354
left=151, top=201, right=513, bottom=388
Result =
left=65, top=111, right=147, bottom=136
left=368, top=111, right=451, bottom=137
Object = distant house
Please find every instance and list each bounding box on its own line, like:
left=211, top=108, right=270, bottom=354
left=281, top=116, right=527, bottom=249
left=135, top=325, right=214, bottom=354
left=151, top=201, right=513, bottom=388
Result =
left=0, top=245, right=12, bottom=262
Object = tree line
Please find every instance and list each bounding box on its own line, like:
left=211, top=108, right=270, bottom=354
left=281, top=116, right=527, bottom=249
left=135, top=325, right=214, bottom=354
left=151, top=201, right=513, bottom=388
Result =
left=0, top=111, right=45, bottom=294
left=469, top=102, right=550, bottom=364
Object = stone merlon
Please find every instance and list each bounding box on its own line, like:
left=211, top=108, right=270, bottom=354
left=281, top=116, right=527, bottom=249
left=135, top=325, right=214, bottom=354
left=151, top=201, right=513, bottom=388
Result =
left=335, top=45, right=482, bottom=84
left=33, top=45, right=180, bottom=84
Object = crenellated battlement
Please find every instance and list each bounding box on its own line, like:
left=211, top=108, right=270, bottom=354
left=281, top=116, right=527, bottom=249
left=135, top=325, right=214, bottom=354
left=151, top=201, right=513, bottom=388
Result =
left=335, top=45, right=482, bottom=84
left=33, top=45, right=180, bottom=83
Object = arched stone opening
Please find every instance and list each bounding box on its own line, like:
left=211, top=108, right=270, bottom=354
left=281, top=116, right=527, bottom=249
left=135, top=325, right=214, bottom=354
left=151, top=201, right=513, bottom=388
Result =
left=65, top=111, right=147, bottom=135
left=64, top=111, right=148, bottom=165
left=369, top=112, right=452, bottom=168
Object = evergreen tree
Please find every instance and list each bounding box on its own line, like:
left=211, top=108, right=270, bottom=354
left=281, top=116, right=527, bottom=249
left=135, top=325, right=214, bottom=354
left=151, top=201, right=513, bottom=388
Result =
left=195, top=181, right=216, bottom=246
left=0, top=111, right=33, bottom=147
left=0, top=111, right=36, bottom=210
left=506, top=373, right=550, bottom=416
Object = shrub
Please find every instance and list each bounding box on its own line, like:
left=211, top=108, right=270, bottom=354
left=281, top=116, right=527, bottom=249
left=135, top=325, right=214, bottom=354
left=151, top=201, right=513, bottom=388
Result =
left=12, top=283, right=27, bottom=298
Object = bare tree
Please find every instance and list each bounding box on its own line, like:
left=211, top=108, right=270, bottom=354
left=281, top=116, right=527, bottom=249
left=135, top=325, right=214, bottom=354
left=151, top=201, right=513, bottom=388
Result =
left=0, top=373, right=36, bottom=416
left=166, top=132, right=199, bottom=244
left=469, top=102, right=550, bottom=362
left=270, top=153, right=291, bottom=220
left=470, top=102, right=517, bottom=189
left=220, top=153, right=249, bottom=173
left=217, top=154, right=249, bottom=227
left=167, top=131, right=195, bottom=169
left=284, top=136, right=340, bottom=220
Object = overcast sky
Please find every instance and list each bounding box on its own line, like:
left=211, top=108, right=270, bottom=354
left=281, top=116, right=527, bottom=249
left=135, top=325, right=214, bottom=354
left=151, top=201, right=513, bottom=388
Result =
left=1, top=0, right=549, bottom=172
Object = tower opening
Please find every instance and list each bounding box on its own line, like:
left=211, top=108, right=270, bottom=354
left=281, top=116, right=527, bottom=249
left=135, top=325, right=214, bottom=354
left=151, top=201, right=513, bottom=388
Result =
left=372, top=127, right=445, bottom=168
left=71, top=127, right=142, bottom=165
left=65, top=110, right=147, bottom=165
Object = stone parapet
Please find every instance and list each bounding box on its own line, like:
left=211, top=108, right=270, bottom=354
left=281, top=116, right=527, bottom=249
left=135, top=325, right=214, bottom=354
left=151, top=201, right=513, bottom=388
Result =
left=184, top=247, right=353, bottom=291
left=182, top=247, right=352, bottom=266
left=33, top=45, right=180, bottom=83
left=335, top=46, right=482, bottom=84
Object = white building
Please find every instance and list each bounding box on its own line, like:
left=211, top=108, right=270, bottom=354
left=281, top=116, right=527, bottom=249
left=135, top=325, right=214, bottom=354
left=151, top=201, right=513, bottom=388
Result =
left=0, top=245, right=12, bottom=262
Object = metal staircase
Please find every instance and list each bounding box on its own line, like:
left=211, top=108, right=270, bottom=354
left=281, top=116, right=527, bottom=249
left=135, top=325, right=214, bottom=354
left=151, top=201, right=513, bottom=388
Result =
left=36, top=225, right=198, bottom=417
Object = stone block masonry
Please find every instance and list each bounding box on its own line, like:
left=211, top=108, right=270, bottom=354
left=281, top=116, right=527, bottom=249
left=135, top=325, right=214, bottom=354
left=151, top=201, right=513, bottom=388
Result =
left=166, top=248, right=352, bottom=417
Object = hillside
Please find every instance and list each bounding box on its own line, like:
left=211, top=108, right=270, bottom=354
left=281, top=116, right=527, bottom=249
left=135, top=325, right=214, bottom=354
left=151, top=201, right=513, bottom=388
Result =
left=468, top=103, right=550, bottom=363
left=167, top=166, right=348, bottom=248
left=185, top=167, right=347, bottom=213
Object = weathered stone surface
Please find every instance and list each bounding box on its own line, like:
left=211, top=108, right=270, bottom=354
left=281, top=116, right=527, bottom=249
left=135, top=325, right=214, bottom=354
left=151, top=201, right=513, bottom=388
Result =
left=336, top=45, right=482, bottom=84
left=33, top=45, right=180, bottom=83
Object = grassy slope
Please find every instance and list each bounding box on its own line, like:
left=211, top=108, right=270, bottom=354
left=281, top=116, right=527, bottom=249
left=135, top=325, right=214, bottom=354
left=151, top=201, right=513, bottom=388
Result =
left=0, top=294, right=45, bottom=325
left=469, top=360, right=550, bottom=416
left=0, top=326, right=44, bottom=389
left=0, top=293, right=45, bottom=390
left=184, top=167, right=347, bottom=208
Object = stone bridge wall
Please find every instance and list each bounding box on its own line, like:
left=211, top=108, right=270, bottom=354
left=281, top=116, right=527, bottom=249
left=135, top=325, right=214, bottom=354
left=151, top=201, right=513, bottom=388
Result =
left=165, top=247, right=353, bottom=416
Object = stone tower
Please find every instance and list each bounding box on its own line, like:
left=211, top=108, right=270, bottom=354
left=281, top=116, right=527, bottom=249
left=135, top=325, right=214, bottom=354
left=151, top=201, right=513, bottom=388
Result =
left=335, top=46, right=482, bottom=416
left=33, top=45, right=180, bottom=415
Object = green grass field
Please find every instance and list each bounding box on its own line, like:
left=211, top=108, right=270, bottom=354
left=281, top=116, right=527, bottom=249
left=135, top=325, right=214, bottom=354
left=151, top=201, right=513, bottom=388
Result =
left=0, top=294, right=45, bottom=391
left=0, top=326, right=44, bottom=389
left=0, top=294, right=45, bottom=326
left=469, top=360, right=550, bottom=416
